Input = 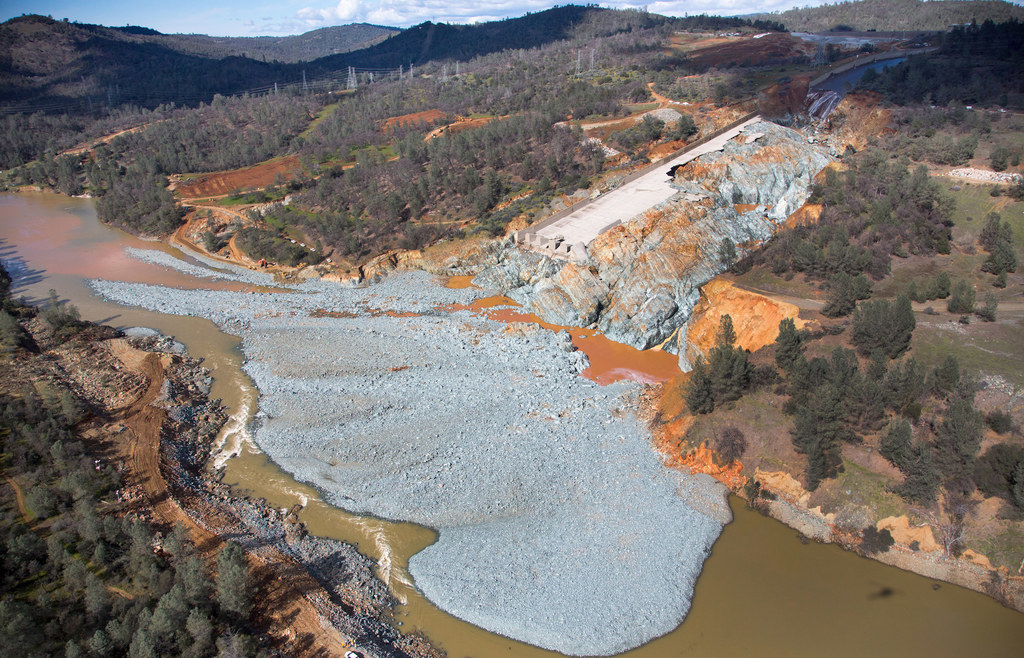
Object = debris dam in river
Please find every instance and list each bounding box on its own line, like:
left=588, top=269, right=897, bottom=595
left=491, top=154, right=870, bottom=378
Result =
left=91, top=256, right=731, bottom=656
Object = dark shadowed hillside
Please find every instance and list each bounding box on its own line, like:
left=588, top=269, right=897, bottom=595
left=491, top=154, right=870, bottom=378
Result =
left=0, top=15, right=294, bottom=112
left=310, top=5, right=609, bottom=70
left=129, top=23, right=398, bottom=63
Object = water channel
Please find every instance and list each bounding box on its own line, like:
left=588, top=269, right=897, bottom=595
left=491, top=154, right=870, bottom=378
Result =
left=2, top=192, right=1022, bottom=657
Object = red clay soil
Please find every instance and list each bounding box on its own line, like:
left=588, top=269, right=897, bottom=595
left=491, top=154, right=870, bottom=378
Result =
left=425, top=115, right=500, bottom=140
left=108, top=342, right=354, bottom=656
left=176, top=156, right=302, bottom=199
left=681, top=32, right=813, bottom=68
left=382, top=109, right=446, bottom=131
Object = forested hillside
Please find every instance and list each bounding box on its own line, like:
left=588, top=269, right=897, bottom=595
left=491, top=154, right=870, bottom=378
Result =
left=753, top=0, right=1024, bottom=32
left=856, top=19, right=1024, bottom=108
left=4, top=7, right=781, bottom=261
left=138, top=23, right=397, bottom=63
left=0, top=268, right=262, bottom=657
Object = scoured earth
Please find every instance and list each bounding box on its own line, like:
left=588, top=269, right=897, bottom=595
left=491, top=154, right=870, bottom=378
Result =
left=474, top=120, right=832, bottom=368
left=90, top=258, right=730, bottom=656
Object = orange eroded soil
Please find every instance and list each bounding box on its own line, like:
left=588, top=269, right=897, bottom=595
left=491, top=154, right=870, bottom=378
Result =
left=678, top=32, right=813, bottom=68
left=107, top=340, right=352, bottom=656
left=4, top=474, right=31, bottom=523
left=175, top=156, right=302, bottom=199
left=685, top=279, right=805, bottom=359
left=382, top=109, right=446, bottom=131
left=425, top=115, right=500, bottom=141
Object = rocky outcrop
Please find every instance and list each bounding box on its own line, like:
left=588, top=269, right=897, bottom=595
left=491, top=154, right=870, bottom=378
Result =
left=474, top=121, right=832, bottom=366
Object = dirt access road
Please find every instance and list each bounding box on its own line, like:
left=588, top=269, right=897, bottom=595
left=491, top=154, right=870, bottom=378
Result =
left=109, top=340, right=357, bottom=657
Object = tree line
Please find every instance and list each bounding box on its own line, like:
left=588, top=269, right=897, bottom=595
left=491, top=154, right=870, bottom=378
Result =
left=0, top=267, right=260, bottom=656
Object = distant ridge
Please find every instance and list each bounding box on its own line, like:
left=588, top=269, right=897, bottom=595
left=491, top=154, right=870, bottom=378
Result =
left=752, top=0, right=1024, bottom=32
left=145, top=24, right=399, bottom=64
left=311, top=5, right=609, bottom=71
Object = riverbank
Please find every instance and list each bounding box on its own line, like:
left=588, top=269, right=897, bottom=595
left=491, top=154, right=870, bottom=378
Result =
left=0, top=302, right=430, bottom=657
left=88, top=250, right=733, bottom=656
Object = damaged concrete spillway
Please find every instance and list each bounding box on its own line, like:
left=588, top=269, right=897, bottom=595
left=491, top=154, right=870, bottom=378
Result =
left=477, top=119, right=834, bottom=367
left=515, top=115, right=763, bottom=260
left=90, top=260, right=732, bottom=656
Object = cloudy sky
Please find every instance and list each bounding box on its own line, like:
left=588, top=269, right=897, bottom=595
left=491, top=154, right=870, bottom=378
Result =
left=3, top=0, right=834, bottom=36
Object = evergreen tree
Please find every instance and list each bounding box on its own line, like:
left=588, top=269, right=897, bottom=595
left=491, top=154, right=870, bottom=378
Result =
left=822, top=272, right=871, bottom=318
left=707, top=315, right=752, bottom=405
left=933, top=394, right=984, bottom=483
left=185, top=608, right=214, bottom=658
left=774, top=317, right=803, bottom=373
left=215, top=542, right=254, bottom=622
left=976, top=292, right=998, bottom=322
left=1014, top=457, right=1024, bottom=510
left=947, top=279, right=975, bottom=314
left=685, top=355, right=714, bottom=415
left=791, top=384, right=848, bottom=490
left=932, top=354, right=960, bottom=395
left=895, top=441, right=941, bottom=504
left=926, top=271, right=951, bottom=300
left=982, top=240, right=1018, bottom=276
left=880, top=418, right=913, bottom=471
left=718, top=237, right=737, bottom=270
left=851, top=295, right=915, bottom=358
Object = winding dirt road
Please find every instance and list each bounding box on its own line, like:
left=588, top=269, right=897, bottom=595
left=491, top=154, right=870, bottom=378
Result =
left=110, top=341, right=355, bottom=657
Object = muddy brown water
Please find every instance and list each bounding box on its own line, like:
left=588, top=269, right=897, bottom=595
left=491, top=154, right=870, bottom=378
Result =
left=2, top=192, right=1022, bottom=657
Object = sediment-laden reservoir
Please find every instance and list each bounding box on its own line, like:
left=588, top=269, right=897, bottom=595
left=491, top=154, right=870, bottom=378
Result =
left=3, top=192, right=1023, bottom=657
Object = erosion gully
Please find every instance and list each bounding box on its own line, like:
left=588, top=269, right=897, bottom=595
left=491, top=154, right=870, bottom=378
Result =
left=2, top=192, right=1021, bottom=657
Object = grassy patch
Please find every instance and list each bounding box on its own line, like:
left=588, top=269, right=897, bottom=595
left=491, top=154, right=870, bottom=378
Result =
left=730, top=269, right=822, bottom=299
left=972, top=524, right=1024, bottom=570
left=219, top=187, right=289, bottom=206
left=820, top=459, right=905, bottom=520
left=625, top=102, right=660, bottom=114
left=940, top=179, right=1024, bottom=243
left=299, top=103, right=340, bottom=139
left=911, top=317, right=1024, bottom=386
left=685, top=389, right=802, bottom=474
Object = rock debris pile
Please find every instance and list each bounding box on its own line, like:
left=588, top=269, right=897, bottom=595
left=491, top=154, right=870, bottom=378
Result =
left=91, top=259, right=730, bottom=656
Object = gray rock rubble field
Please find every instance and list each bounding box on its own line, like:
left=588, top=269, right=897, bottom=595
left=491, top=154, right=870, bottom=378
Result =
left=91, top=259, right=729, bottom=656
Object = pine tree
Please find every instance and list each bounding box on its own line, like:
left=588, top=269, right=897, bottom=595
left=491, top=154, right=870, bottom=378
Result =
left=852, top=295, right=914, bottom=358
left=947, top=279, right=975, bottom=314
left=976, top=292, right=998, bottom=322
left=718, top=237, right=737, bottom=269
left=932, top=354, right=960, bottom=395
left=1013, top=457, right=1024, bottom=510
left=774, top=317, right=803, bottom=373
left=185, top=608, right=214, bottom=657
left=934, top=395, right=984, bottom=482
left=791, top=384, right=847, bottom=490
left=894, top=442, right=941, bottom=504
left=880, top=419, right=912, bottom=470
left=215, top=542, right=254, bottom=622
left=685, top=355, right=714, bottom=414
left=707, top=314, right=752, bottom=404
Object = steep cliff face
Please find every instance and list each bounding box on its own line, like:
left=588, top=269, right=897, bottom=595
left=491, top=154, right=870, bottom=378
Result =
left=474, top=121, right=832, bottom=365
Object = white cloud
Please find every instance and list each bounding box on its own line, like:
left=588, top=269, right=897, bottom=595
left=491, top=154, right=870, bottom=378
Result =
left=291, top=0, right=830, bottom=30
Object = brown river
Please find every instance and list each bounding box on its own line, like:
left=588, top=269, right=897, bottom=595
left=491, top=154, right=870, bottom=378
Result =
left=2, top=192, right=1022, bottom=657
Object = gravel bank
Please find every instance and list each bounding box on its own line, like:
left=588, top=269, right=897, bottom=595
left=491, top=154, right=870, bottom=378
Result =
left=90, top=263, right=730, bottom=656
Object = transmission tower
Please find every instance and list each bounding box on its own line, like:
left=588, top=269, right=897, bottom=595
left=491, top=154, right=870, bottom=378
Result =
left=347, top=66, right=356, bottom=90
